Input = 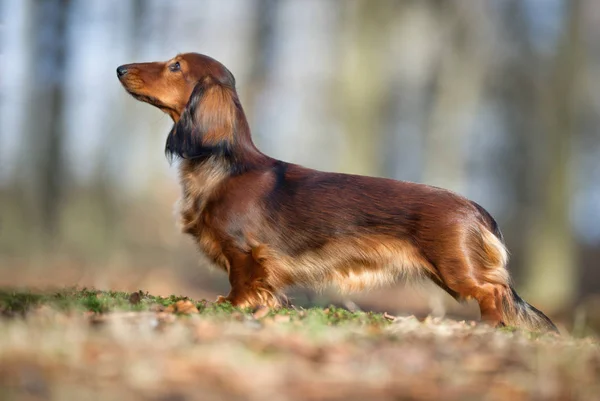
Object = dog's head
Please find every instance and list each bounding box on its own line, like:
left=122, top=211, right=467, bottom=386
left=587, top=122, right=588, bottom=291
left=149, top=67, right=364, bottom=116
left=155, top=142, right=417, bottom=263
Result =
left=117, top=53, right=235, bottom=122
left=118, top=53, right=247, bottom=160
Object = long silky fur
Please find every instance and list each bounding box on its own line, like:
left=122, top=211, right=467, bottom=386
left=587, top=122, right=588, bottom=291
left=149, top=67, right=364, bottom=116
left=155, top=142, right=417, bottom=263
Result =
left=118, top=52, right=559, bottom=332
left=166, top=82, right=234, bottom=162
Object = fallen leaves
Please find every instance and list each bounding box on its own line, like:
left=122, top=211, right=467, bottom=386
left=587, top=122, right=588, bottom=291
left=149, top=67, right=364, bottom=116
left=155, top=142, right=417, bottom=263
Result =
left=0, top=290, right=598, bottom=401
left=0, top=307, right=598, bottom=401
left=252, top=305, right=270, bottom=319
left=273, top=314, right=290, bottom=323
left=128, top=291, right=142, bottom=305
left=383, top=312, right=396, bottom=321
left=164, top=300, right=199, bottom=314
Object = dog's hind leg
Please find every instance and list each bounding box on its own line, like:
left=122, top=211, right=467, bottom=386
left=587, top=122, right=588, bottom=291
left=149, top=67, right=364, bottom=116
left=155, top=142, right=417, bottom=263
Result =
left=424, top=224, right=510, bottom=327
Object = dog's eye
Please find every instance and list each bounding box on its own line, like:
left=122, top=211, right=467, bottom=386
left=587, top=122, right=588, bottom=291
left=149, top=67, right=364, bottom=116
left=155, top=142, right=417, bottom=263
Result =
left=169, top=62, right=181, bottom=72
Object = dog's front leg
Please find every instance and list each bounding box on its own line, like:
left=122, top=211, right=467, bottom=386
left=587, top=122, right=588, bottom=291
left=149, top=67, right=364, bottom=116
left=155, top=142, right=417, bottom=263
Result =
left=215, top=249, right=281, bottom=308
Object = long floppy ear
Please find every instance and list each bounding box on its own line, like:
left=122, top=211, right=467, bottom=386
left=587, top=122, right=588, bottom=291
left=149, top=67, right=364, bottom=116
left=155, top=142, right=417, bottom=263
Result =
left=166, top=76, right=237, bottom=161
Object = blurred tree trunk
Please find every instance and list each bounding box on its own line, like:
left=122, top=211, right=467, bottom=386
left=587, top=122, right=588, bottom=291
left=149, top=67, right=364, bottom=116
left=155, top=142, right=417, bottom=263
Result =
left=383, top=2, right=439, bottom=182
left=423, top=0, right=489, bottom=193
left=492, top=0, right=539, bottom=279
left=336, top=0, right=395, bottom=176
left=523, top=0, right=583, bottom=312
left=20, top=0, right=70, bottom=247
left=244, top=0, right=278, bottom=120
left=92, top=0, right=146, bottom=257
left=42, top=0, right=70, bottom=242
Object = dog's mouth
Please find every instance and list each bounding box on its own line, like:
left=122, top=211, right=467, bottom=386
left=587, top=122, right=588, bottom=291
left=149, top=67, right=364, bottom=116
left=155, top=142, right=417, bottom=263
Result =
left=118, top=72, right=182, bottom=121
left=121, top=85, right=179, bottom=116
left=126, top=89, right=160, bottom=107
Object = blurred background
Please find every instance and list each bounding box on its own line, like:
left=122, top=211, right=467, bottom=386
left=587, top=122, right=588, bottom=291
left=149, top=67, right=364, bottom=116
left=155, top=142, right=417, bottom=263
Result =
left=1, top=0, right=599, bottom=332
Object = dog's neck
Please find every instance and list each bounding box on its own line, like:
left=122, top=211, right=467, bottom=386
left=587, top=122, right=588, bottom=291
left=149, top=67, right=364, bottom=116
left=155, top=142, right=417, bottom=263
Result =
left=179, top=102, right=271, bottom=175
left=167, top=86, right=272, bottom=175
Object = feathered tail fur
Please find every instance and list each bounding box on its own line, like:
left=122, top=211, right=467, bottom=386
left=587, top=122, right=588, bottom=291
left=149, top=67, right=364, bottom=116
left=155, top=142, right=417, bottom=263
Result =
left=502, top=286, right=559, bottom=333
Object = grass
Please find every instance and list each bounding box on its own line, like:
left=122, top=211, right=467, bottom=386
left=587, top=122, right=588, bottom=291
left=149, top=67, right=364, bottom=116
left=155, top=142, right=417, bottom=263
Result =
left=0, top=287, right=393, bottom=327
left=0, top=287, right=190, bottom=315
left=1, top=288, right=161, bottom=315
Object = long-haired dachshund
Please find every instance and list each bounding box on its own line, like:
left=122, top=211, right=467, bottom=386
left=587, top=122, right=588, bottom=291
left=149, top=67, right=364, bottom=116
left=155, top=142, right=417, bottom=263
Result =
left=117, top=53, right=557, bottom=332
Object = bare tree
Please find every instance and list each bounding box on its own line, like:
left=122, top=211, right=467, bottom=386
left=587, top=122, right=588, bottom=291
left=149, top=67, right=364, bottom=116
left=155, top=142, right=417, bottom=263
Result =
left=523, top=0, right=583, bottom=312
left=336, top=0, right=396, bottom=176
left=17, top=0, right=70, bottom=247
left=423, top=0, right=490, bottom=194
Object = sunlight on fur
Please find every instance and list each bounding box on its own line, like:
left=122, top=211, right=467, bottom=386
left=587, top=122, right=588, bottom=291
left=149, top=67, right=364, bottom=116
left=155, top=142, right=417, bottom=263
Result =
left=255, top=235, right=436, bottom=294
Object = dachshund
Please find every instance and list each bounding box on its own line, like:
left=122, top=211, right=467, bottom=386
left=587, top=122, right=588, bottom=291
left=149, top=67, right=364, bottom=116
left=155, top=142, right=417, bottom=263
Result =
left=117, top=53, right=557, bottom=332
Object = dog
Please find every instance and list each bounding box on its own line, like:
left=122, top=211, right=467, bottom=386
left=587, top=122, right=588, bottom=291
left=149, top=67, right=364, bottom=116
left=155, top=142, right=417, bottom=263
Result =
left=117, top=53, right=557, bottom=332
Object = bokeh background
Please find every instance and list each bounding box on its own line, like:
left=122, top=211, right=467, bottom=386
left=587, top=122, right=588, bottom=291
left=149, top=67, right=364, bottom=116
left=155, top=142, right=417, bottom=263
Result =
left=1, top=0, right=599, bottom=332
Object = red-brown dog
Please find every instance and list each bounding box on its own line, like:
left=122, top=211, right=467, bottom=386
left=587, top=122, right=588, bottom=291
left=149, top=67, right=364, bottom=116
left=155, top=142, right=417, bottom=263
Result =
left=117, top=53, right=557, bottom=332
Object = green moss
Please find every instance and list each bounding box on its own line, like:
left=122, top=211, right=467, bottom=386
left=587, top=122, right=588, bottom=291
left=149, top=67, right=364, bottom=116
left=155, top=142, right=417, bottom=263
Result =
left=498, top=325, right=519, bottom=333
left=0, top=291, right=44, bottom=316
left=0, top=288, right=392, bottom=331
left=257, top=305, right=393, bottom=329
left=0, top=287, right=159, bottom=315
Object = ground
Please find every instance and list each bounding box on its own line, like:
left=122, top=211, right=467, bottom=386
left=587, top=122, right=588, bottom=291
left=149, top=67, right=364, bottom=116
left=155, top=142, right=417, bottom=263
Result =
left=0, top=288, right=599, bottom=401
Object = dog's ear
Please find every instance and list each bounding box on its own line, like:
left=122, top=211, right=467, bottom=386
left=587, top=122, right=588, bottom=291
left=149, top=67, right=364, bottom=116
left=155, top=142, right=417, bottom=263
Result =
left=166, top=76, right=237, bottom=161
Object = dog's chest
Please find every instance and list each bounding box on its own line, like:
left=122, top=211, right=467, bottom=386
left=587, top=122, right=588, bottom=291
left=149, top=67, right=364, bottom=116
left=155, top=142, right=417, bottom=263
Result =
left=176, top=160, right=230, bottom=269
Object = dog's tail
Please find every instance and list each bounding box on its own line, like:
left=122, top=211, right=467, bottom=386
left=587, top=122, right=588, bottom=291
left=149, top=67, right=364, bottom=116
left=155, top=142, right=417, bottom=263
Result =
left=501, top=286, right=559, bottom=333
left=471, top=201, right=558, bottom=333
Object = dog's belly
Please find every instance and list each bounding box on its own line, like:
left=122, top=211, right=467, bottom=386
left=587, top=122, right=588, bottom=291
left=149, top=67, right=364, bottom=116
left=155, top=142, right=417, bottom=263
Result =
left=253, top=235, right=435, bottom=292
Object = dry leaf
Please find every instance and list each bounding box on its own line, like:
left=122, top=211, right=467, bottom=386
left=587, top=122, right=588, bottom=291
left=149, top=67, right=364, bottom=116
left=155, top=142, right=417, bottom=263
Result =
left=166, top=300, right=199, bottom=314
left=129, top=291, right=142, bottom=305
left=273, top=314, right=290, bottom=323
left=383, top=312, right=396, bottom=321
left=253, top=306, right=270, bottom=319
left=176, top=300, right=199, bottom=314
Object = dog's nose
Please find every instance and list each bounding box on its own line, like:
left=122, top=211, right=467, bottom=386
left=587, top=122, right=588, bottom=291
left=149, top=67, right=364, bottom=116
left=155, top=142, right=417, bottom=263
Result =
left=116, top=65, right=128, bottom=77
